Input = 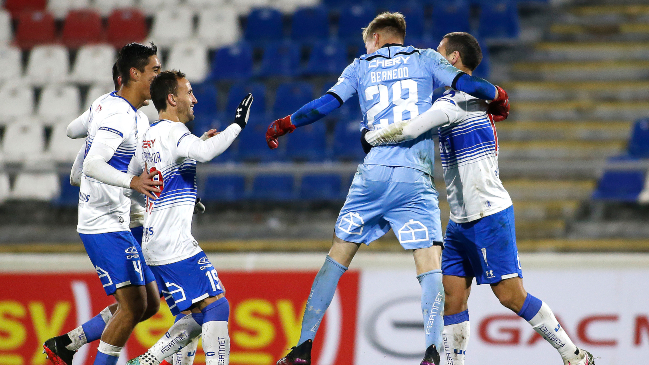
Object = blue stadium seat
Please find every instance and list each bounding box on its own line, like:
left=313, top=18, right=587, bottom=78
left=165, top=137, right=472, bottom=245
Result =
left=272, top=82, right=314, bottom=117
left=207, top=43, right=253, bottom=81
left=431, top=1, right=471, bottom=42
left=300, top=174, right=343, bottom=200
left=192, top=82, right=218, bottom=117
left=336, top=4, right=376, bottom=43
left=285, top=122, right=329, bottom=161
left=628, top=118, right=649, bottom=158
left=256, top=41, right=302, bottom=78
left=321, top=0, right=349, bottom=10
left=227, top=82, right=268, bottom=118
left=53, top=175, right=79, bottom=207
left=591, top=170, right=646, bottom=202
left=250, top=174, right=296, bottom=201
left=237, top=121, right=283, bottom=162
left=302, top=41, right=347, bottom=76
left=473, top=42, right=490, bottom=79
left=201, top=175, right=246, bottom=202
left=244, top=7, right=284, bottom=43
left=392, top=3, right=426, bottom=41
left=477, top=0, right=520, bottom=41
left=291, top=6, right=330, bottom=43
left=333, top=119, right=366, bottom=161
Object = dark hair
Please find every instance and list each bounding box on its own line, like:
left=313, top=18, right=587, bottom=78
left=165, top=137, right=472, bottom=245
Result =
left=112, top=62, right=120, bottom=90
left=116, top=42, right=157, bottom=86
left=150, top=70, right=186, bottom=112
left=362, top=12, right=406, bottom=43
left=442, top=32, right=482, bottom=71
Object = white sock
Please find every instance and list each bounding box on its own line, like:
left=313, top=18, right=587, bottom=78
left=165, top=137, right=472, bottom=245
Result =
left=98, top=341, right=122, bottom=357
left=528, top=302, right=579, bottom=362
left=202, top=321, right=229, bottom=365
left=173, top=335, right=200, bottom=365
left=144, top=315, right=203, bottom=364
left=66, top=306, right=113, bottom=351
left=443, top=321, right=469, bottom=365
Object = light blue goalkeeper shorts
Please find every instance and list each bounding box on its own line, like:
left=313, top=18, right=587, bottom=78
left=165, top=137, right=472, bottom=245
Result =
left=334, top=164, right=443, bottom=249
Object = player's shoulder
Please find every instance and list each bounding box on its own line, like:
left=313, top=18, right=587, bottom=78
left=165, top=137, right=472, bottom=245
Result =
left=94, top=92, right=138, bottom=117
left=418, top=48, right=446, bottom=62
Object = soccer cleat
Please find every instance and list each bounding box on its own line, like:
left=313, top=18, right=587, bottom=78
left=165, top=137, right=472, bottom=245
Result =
left=564, top=348, right=596, bottom=365
left=276, top=339, right=312, bottom=365
left=420, top=344, right=440, bottom=365
left=126, top=352, right=157, bottom=365
left=43, top=336, right=75, bottom=365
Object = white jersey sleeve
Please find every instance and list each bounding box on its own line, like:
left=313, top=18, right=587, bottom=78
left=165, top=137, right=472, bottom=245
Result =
left=175, top=123, right=242, bottom=162
left=67, top=108, right=91, bottom=139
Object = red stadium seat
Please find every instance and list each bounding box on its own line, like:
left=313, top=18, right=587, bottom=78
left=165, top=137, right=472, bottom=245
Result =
left=107, top=8, right=148, bottom=48
left=62, top=10, right=104, bottom=49
left=4, top=0, right=46, bottom=16
left=15, top=11, right=57, bottom=49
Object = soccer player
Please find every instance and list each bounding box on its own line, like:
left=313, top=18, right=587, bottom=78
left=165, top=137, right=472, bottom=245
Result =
left=364, top=32, right=595, bottom=365
left=125, top=70, right=253, bottom=365
left=265, top=12, right=509, bottom=365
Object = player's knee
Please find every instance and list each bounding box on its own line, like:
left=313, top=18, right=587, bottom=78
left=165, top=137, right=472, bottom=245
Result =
left=496, top=290, right=524, bottom=312
left=141, top=297, right=160, bottom=321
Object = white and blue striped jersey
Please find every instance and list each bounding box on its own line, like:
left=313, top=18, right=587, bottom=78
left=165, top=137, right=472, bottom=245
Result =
left=329, top=45, right=462, bottom=175
left=78, top=92, right=147, bottom=234
left=139, top=120, right=201, bottom=266
left=433, top=89, right=512, bottom=223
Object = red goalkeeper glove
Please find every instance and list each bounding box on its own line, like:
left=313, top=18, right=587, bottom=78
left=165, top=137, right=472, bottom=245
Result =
left=266, top=115, right=296, bottom=149
left=487, top=85, right=510, bottom=122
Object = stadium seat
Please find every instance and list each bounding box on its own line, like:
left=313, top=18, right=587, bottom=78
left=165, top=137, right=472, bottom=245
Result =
left=391, top=3, right=425, bottom=41
left=276, top=0, right=321, bottom=14
left=62, top=10, right=104, bottom=49
left=302, top=41, right=347, bottom=76
left=431, top=1, right=471, bottom=42
left=336, top=4, right=376, bottom=43
left=332, top=120, right=365, bottom=161
left=0, top=81, right=35, bottom=123
left=48, top=123, right=85, bottom=163
left=10, top=172, right=60, bottom=201
left=191, top=82, right=219, bottom=118
left=250, top=174, right=296, bottom=201
left=37, top=85, right=81, bottom=124
left=86, top=83, right=114, bottom=106
left=24, top=45, right=70, bottom=86
left=256, top=41, right=302, bottom=78
left=196, top=7, right=241, bottom=48
left=2, top=121, right=45, bottom=163
left=473, top=41, right=491, bottom=79
left=207, top=43, right=254, bottom=81
left=272, top=82, right=314, bottom=117
left=4, top=0, right=47, bottom=16
left=628, top=118, right=649, bottom=158
left=244, top=7, right=284, bottom=44
left=236, top=121, right=280, bottom=162
left=300, top=174, right=342, bottom=200
left=139, top=0, right=181, bottom=15
left=107, top=8, right=148, bottom=48
left=186, top=0, right=228, bottom=11
left=233, top=0, right=272, bottom=15
left=0, top=10, right=13, bottom=45
left=71, top=44, right=116, bottom=85
left=48, top=0, right=92, bottom=19
left=149, top=7, right=195, bottom=48
left=95, top=0, right=137, bottom=17
left=477, top=0, right=520, bottom=41
left=0, top=173, right=10, bottom=205
left=53, top=174, right=80, bottom=206
left=321, top=0, right=349, bottom=10
left=227, top=82, right=267, bottom=118
left=166, top=43, right=209, bottom=83
left=592, top=170, right=646, bottom=202
left=15, top=11, right=57, bottom=49
left=200, top=174, right=247, bottom=202
left=290, top=6, right=330, bottom=44
left=0, top=46, right=23, bottom=82
left=285, top=122, right=328, bottom=161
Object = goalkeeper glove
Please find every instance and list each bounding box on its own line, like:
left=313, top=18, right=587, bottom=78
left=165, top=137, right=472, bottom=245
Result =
left=360, top=128, right=372, bottom=154
left=193, top=197, right=205, bottom=214
left=233, top=93, right=253, bottom=129
left=266, top=115, right=296, bottom=149
left=487, top=85, right=509, bottom=122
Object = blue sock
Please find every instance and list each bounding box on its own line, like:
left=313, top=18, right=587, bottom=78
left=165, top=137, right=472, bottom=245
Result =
left=444, top=310, right=469, bottom=325
left=517, top=293, right=543, bottom=321
left=81, top=314, right=108, bottom=343
left=192, top=312, right=204, bottom=326
left=298, top=255, right=347, bottom=345
left=93, top=352, right=119, bottom=365
left=202, top=297, right=230, bottom=323
left=417, top=269, right=444, bottom=350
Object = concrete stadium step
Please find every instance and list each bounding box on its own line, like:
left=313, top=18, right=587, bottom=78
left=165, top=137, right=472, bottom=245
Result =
left=530, top=42, right=649, bottom=62
left=507, top=80, right=649, bottom=102
left=511, top=60, right=649, bottom=81
left=498, top=140, right=625, bottom=160
left=437, top=200, right=578, bottom=221
left=496, top=120, right=632, bottom=141
left=511, top=100, right=649, bottom=121
left=500, top=179, right=595, bottom=200
left=549, top=23, right=649, bottom=42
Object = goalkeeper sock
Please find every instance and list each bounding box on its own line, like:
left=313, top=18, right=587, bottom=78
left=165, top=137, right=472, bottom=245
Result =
left=418, top=269, right=444, bottom=350
left=443, top=311, right=470, bottom=365
left=297, top=255, right=347, bottom=345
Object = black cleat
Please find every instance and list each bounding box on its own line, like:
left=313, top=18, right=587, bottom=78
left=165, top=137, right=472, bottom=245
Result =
left=43, top=335, right=75, bottom=365
left=420, top=344, right=440, bottom=365
left=277, top=339, right=312, bottom=365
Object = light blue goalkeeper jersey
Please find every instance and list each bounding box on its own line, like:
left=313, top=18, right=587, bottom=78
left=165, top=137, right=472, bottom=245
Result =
left=329, top=44, right=462, bottom=175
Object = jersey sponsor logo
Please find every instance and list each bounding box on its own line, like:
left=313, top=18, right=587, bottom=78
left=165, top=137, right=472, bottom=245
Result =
left=142, top=139, right=155, bottom=148
left=338, top=212, right=364, bottom=235
left=368, top=55, right=411, bottom=69
left=398, top=219, right=429, bottom=243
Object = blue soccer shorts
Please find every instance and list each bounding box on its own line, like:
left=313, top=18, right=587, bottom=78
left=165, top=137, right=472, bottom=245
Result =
left=334, top=164, right=443, bottom=250
left=130, top=225, right=144, bottom=246
left=150, top=251, right=224, bottom=316
left=80, top=230, right=156, bottom=296
left=442, top=205, right=523, bottom=285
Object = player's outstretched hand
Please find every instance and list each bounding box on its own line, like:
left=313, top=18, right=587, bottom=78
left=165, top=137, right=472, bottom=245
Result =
left=487, top=85, right=509, bottom=122
left=193, top=197, right=205, bottom=214
left=130, top=170, right=162, bottom=200
left=233, top=93, right=253, bottom=129
left=266, top=115, right=296, bottom=149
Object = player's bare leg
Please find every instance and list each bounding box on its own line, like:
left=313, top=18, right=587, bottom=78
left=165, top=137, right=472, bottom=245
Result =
left=413, top=246, right=444, bottom=365
left=441, top=275, right=472, bottom=365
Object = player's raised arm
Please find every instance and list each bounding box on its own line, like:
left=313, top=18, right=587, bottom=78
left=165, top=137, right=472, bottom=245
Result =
left=67, top=108, right=91, bottom=139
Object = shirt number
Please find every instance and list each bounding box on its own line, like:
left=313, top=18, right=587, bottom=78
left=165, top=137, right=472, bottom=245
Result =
left=365, top=79, right=419, bottom=129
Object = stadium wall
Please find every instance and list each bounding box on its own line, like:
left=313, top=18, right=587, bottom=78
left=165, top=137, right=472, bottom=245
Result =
left=2, top=253, right=649, bottom=365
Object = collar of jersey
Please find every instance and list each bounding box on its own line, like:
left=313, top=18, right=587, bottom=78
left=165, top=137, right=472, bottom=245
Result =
left=150, top=119, right=173, bottom=127
left=110, top=91, right=138, bottom=112
left=360, top=44, right=417, bottom=60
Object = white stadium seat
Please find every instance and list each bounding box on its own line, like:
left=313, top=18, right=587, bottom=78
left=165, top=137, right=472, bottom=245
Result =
left=139, top=102, right=159, bottom=123
left=0, top=81, right=34, bottom=124
left=148, top=7, right=195, bottom=48
left=24, top=45, right=70, bottom=86
left=48, top=123, right=85, bottom=163
left=37, top=85, right=81, bottom=124
left=185, top=0, right=228, bottom=11
left=10, top=172, right=60, bottom=201
left=196, top=7, right=241, bottom=48
left=0, top=9, right=12, bottom=44
left=166, top=43, right=208, bottom=83
left=0, top=46, right=23, bottom=83
left=85, top=83, right=114, bottom=106
left=139, top=0, right=181, bottom=15
left=1, top=120, right=45, bottom=163
left=93, top=0, right=137, bottom=17
left=48, top=0, right=92, bottom=19
left=71, top=44, right=116, bottom=85
left=233, top=0, right=271, bottom=15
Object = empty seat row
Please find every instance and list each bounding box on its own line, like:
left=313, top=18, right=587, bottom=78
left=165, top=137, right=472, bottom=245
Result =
left=0, top=122, right=85, bottom=163
left=0, top=172, right=61, bottom=203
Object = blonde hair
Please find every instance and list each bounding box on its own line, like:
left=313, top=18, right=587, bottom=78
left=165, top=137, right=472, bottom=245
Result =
left=362, top=12, right=406, bottom=43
